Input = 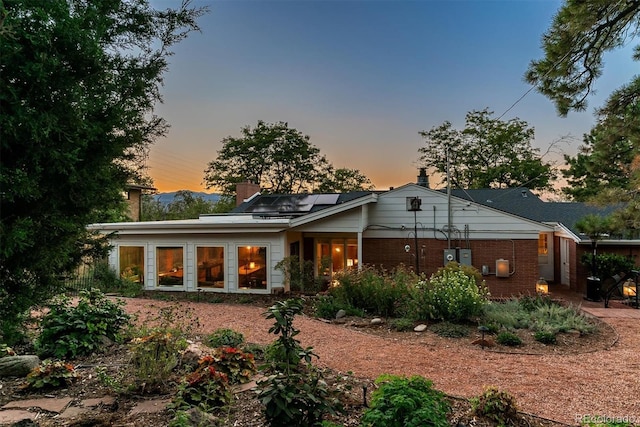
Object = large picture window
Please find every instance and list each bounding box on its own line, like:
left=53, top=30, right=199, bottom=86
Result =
left=238, top=246, right=267, bottom=290
left=157, top=246, right=184, bottom=287
left=119, top=246, right=144, bottom=283
left=316, top=238, right=358, bottom=281
left=197, top=246, right=225, bottom=289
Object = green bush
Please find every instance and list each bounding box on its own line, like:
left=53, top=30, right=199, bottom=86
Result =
left=429, top=322, right=469, bottom=338
left=330, top=266, right=415, bottom=318
left=471, top=386, right=518, bottom=425
left=35, top=288, right=130, bottom=359
left=409, top=266, right=489, bottom=322
left=389, top=317, right=414, bottom=332
left=580, top=252, right=635, bottom=279
left=276, top=255, right=328, bottom=294
left=482, top=300, right=530, bottom=330
left=534, top=330, right=557, bottom=344
left=257, top=299, right=343, bottom=426
left=529, top=303, right=596, bottom=335
left=496, top=331, right=522, bottom=347
left=126, top=305, right=195, bottom=393
left=205, top=328, right=245, bottom=349
left=313, top=295, right=363, bottom=319
left=361, top=374, right=450, bottom=427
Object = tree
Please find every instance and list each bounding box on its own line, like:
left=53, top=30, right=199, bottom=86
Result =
left=575, top=214, right=614, bottom=278
left=0, top=0, right=206, bottom=339
left=525, top=0, right=640, bottom=116
left=203, top=121, right=374, bottom=195
left=141, top=191, right=218, bottom=221
left=418, top=109, right=555, bottom=191
left=317, top=167, right=374, bottom=193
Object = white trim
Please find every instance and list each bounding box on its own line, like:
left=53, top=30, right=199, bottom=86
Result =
left=154, top=243, right=187, bottom=291
left=290, top=193, right=378, bottom=228
left=235, top=243, right=271, bottom=294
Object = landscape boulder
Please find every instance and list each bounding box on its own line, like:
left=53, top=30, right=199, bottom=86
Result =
left=0, top=355, right=41, bottom=377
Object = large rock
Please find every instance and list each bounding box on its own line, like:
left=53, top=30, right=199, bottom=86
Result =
left=0, top=355, right=41, bottom=377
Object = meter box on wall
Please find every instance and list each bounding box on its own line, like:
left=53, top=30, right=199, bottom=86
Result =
left=458, top=249, right=472, bottom=266
left=443, top=249, right=456, bottom=265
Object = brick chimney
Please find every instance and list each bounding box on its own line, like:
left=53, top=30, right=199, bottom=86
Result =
left=417, top=168, right=429, bottom=188
left=236, top=181, right=261, bottom=206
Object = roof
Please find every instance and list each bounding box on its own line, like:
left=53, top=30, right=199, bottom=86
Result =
left=447, top=188, right=622, bottom=238
left=232, top=191, right=374, bottom=217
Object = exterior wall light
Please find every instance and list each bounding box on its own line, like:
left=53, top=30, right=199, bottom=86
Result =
left=496, top=259, right=509, bottom=277
left=536, top=277, right=549, bottom=295
left=623, top=279, right=637, bottom=297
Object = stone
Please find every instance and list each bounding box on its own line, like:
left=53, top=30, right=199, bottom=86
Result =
left=2, top=397, right=73, bottom=414
left=181, top=342, right=210, bottom=367
left=471, top=338, right=496, bottom=348
left=0, top=409, right=36, bottom=425
left=81, top=396, right=116, bottom=408
left=413, top=324, right=428, bottom=332
left=370, top=318, right=383, bottom=325
left=128, top=398, right=171, bottom=416
left=0, top=355, right=40, bottom=377
left=335, top=309, right=346, bottom=319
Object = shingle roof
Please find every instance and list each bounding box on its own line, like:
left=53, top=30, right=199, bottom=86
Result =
left=447, top=188, right=620, bottom=236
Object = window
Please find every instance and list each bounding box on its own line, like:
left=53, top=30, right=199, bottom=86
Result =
left=119, top=246, right=144, bottom=283
left=157, top=247, right=184, bottom=287
left=538, top=234, right=549, bottom=256
left=238, top=246, right=267, bottom=290
left=316, top=238, right=358, bottom=280
left=197, top=246, right=224, bottom=289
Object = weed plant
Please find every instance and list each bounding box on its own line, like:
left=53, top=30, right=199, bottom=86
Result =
left=35, top=288, right=130, bottom=359
left=361, top=374, right=450, bottom=427
left=205, top=328, right=245, bottom=348
left=389, top=317, right=414, bottom=332
left=471, top=386, right=519, bottom=426
left=21, top=359, right=78, bottom=390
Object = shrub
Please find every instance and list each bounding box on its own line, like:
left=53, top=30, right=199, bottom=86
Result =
left=314, top=295, right=362, bottom=319
left=534, top=330, right=557, bottom=344
left=200, top=348, right=256, bottom=385
left=35, top=288, right=130, bottom=359
left=496, top=331, right=522, bottom=347
left=429, top=322, right=469, bottom=338
left=471, top=386, right=518, bottom=426
left=330, top=266, right=414, bottom=318
left=580, top=252, right=635, bottom=279
left=276, top=255, right=328, bottom=294
left=529, top=303, right=596, bottom=335
left=257, top=298, right=343, bottom=426
left=22, top=359, right=78, bottom=390
left=482, top=300, right=530, bottom=330
left=170, top=364, right=232, bottom=412
left=409, top=267, right=489, bottom=322
left=361, top=374, right=450, bottom=427
left=389, top=317, right=414, bottom=332
left=206, top=328, right=245, bottom=349
left=92, top=262, right=143, bottom=297
left=126, top=305, right=195, bottom=393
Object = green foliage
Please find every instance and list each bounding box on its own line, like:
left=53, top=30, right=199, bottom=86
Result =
left=518, top=294, right=554, bottom=312
left=91, top=262, right=144, bottom=297
left=409, top=267, right=489, bottom=322
left=317, top=167, right=375, bottom=192
left=528, top=304, right=596, bottom=335
left=361, top=374, right=450, bottom=427
left=496, top=331, right=522, bottom=347
left=126, top=305, right=196, bottom=393
left=389, top=318, right=415, bottom=332
left=276, top=255, right=326, bottom=294
left=429, top=322, right=469, bottom=338
left=200, top=348, right=256, bottom=385
left=580, top=252, right=635, bottom=279
left=313, top=295, right=364, bottom=319
left=171, top=363, right=232, bottom=413
left=534, top=330, right=557, bottom=345
left=0, top=0, right=206, bottom=330
left=257, top=298, right=343, bottom=426
left=35, top=289, right=130, bottom=359
left=330, top=266, right=414, bottom=318
left=0, top=344, right=15, bottom=357
left=22, top=359, right=78, bottom=390
left=141, top=191, right=218, bottom=221
left=418, top=109, right=555, bottom=191
left=471, top=386, right=518, bottom=426
left=580, top=415, right=635, bottom=427
left=205, top=328, right=245, bottom=349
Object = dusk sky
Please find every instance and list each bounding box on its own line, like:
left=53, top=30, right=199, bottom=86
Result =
left=148, top=0, right=636, bottom=193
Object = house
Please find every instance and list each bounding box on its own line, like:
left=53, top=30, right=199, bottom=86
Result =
left=449, top=188, right=640, bottom=294
left=89, top=176, right=576, bottom=297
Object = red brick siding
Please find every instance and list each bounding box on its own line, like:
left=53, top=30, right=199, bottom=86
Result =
left=362, top=238, right=538, bottom=297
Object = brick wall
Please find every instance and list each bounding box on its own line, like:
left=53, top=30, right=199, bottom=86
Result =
left=362, top=238, right=538, bottom=297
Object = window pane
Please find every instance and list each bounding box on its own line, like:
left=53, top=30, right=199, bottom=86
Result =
left=157, top=247, right=184, bottom=287
left=119, top=246, right=144, bottom=283
left=538, top=234, right=548, bottom=255
left=238, top=246, right=267, bottom=290
left=331, top=239, right=345, bottom=272
left=197, top=246, right=224, bottom=289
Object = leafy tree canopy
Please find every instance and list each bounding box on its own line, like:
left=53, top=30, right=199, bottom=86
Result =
left=141, top=190, right=219, bottom=221
left=0, top=0, right=205, bottom=334
left=203, top=120, right=374, bottom=195
left=525, top=0, right=640, bottom=116
left=418, top=109, right=555, bottom=191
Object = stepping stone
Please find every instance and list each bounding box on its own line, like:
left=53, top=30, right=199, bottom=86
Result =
left=0, top=409, right=36, bottom=424
left=82, top=396, right=116, bottom=407
left=59, top=406, right=91, bottom=419
left=2, top=396, right=73, bottom=413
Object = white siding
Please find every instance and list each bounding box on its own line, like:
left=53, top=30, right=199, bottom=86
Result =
left=293, top=209, right=363, bottom=233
